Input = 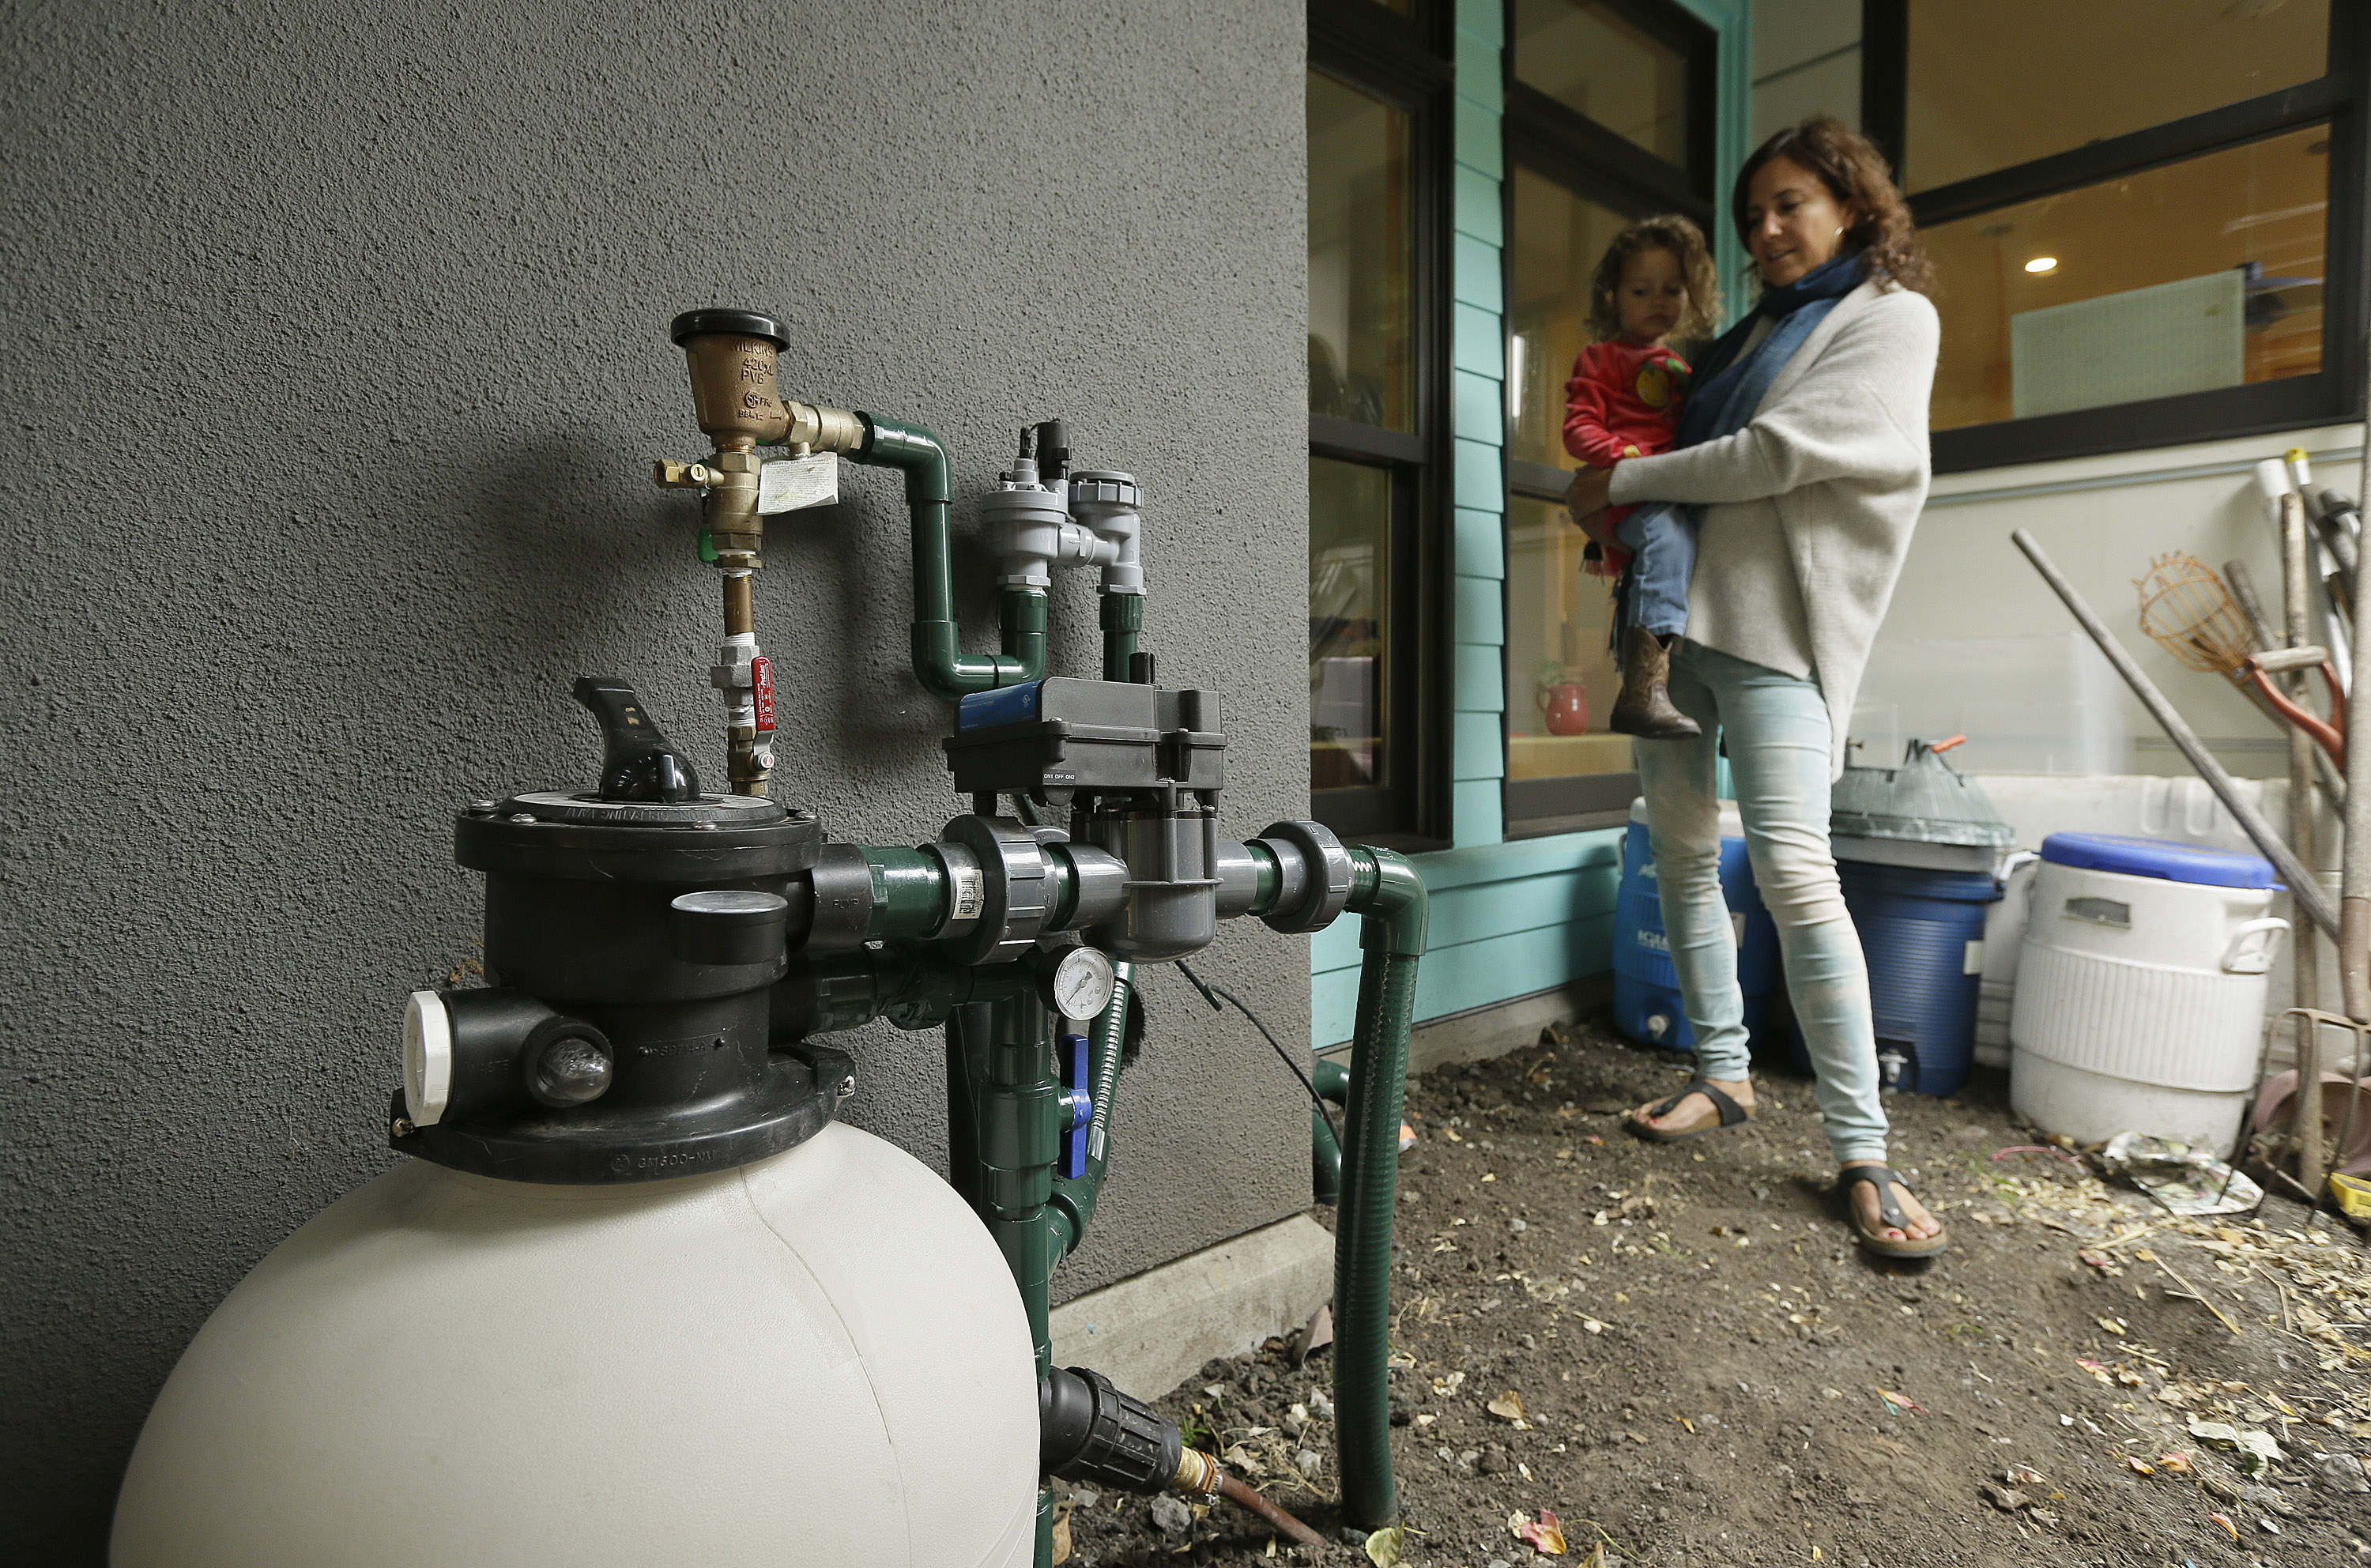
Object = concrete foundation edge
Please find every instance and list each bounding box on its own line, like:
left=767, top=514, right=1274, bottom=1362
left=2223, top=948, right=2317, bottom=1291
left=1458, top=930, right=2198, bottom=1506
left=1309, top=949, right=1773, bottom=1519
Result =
left=1049, top=1212, right=1335, bottom=1400
left=1320, top=973, right=1612, bottom=1076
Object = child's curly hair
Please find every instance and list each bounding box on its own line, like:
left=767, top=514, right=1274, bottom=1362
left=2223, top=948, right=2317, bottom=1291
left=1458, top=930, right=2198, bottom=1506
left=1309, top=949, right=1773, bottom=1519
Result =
left=1585, top=214, right=1721, bottom=344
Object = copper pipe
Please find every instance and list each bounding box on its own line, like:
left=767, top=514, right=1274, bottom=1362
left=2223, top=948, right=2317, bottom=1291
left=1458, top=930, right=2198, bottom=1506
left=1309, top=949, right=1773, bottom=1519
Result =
left=1212, top=1472, right=1325, bottom=1551
left=722, top=571, right=755, bottom=637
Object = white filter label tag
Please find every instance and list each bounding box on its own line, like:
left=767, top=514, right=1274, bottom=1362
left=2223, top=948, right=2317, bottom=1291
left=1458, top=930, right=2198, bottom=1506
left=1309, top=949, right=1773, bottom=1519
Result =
left=1962, top=938, right=1985, bottom=975
left=758, top=452, right=840, bottom=514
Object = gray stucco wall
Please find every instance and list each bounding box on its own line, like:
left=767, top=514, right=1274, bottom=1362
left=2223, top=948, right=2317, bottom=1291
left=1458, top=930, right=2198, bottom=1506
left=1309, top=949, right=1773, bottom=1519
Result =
left=0, top=3, right=1307, bottom=1557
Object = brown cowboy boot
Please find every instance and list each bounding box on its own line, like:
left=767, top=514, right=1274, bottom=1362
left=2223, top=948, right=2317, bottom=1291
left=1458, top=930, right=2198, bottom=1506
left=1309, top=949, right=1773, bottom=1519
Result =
left=1608, top=627, right=1701, bottom=739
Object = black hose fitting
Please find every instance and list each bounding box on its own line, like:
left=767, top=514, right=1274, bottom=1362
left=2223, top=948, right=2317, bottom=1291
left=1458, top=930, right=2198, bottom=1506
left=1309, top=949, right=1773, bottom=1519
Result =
left=1038, top=1366, right=1181, bottom=1492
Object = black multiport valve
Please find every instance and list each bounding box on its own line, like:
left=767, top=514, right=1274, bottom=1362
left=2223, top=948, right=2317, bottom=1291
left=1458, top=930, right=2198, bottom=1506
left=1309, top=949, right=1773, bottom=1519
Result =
left=390, top=677, right=852, bottom=1183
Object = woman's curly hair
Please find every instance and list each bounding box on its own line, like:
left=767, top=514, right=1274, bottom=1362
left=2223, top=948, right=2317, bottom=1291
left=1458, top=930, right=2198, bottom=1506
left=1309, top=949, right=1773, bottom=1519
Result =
left=1736, top=115, right=1932, bottom=296
left=1585, top=214, right=1722, bottom=344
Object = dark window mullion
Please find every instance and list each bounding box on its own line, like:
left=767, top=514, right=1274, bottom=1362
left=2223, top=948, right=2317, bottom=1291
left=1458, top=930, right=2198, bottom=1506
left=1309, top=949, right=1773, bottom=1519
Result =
left=1909, top=77, right=2347, bottom=228
left=1506, top=84, right=1704, bottom=217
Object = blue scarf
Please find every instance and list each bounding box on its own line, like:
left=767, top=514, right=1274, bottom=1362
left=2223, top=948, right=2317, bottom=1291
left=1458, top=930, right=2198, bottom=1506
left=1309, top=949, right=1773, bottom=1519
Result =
left=1675, top=249, right=1868, bottom=452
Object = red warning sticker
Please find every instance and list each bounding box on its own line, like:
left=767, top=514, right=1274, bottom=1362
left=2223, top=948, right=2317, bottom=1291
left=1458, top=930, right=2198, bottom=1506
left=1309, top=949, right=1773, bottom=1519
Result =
left=752, top=655, right=776, bottom=731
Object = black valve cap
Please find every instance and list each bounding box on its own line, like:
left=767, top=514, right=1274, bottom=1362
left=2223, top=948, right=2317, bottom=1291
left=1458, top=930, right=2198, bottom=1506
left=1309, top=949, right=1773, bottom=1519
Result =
left=574, top=676, right=702, bottom=803
left=669, top=308, right=788, bottom=349
left=670, top=889, right=791, bottom=967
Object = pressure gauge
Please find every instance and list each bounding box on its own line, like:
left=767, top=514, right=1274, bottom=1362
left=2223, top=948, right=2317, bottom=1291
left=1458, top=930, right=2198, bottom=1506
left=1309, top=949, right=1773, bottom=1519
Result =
left=1051, top=945, right=1118, bottom=1022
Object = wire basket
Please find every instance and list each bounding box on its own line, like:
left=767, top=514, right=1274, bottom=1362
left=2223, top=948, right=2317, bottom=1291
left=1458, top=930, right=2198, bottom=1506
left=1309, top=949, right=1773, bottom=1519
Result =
left=2135, top=552, right=2254, bottom=675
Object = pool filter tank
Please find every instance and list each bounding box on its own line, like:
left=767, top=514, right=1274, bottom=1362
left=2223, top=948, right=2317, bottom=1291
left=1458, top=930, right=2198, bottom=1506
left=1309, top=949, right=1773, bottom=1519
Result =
left=111, top=684, right=1042, bottom=1568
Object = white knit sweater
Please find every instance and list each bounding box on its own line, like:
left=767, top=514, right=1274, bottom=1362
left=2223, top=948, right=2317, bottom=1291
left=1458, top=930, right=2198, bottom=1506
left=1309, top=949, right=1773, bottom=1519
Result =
left=1608, top=277, right=1940, bottom=778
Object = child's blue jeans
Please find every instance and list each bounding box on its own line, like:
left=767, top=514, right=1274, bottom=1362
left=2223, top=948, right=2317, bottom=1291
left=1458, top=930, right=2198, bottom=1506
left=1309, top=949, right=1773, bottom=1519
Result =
left=1615, top=501, right=1694, bottom=641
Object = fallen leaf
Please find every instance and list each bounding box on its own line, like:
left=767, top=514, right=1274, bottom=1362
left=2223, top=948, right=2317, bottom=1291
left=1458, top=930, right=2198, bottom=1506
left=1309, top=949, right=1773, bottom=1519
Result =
left=2096, top=1315, right=2128, bottom=1336
left=1511, top=1508, right=1567, bottom=1555
left=2003, top=1465, right=2045, bottom=1485
left=1578, top=1544, right=1608, bottom=1568
left=1487, top=1390, right=1526, bottom=1422
left=1581, top=1318, right=1606, bottom=1334
left=1363, top=1525, right=1405, bottom=1566
left=2157, top=1452, right=2193, bottom=1475
left=1875, top=1388, right=1925, bottom=1415
left=2124, top=1456, right=2155, bottom=1476
left=2076, top=1358, right=2112, bottom=1383
left=1050, top=1502, right=1074, bottom=1564
left=1674, top=1414, right=1695, bottom=1434
left=1982, top=1483, right=2030, bottom=1511
left=2208, top=1511, right=2238, bottom=1542
left=1585, top=1133, right=1604, bottom=1145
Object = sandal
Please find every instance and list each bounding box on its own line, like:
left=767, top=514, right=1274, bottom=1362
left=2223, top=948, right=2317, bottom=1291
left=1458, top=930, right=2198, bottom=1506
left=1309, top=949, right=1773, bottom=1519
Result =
left=1841, top=1164, right=1948, bottom=1258
left=1627, top=1078, right=1751, bottom=1143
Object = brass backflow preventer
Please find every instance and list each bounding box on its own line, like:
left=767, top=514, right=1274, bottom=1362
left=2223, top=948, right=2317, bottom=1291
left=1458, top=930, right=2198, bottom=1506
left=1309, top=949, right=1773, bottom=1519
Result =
left=655, top=310, right=863, bottom=796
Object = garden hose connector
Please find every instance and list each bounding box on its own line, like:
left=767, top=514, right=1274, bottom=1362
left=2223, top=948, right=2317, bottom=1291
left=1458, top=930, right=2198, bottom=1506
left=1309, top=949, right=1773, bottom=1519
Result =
left=1170, top=1448, right=1221, bottom=1498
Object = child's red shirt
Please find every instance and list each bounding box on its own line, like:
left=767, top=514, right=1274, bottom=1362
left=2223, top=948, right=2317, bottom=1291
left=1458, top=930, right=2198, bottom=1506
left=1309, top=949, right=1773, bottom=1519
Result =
left=1560, top=338, right=1692, bottom=572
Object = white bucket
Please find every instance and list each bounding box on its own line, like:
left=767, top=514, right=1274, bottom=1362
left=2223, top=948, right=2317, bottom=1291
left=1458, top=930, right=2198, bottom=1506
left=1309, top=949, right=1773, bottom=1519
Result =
left=2010, top=853, right=2286, bottom=1157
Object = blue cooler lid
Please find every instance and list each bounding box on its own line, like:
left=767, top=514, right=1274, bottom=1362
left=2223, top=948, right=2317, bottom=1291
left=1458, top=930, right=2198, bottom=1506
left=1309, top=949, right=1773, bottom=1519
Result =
left=2038, top=832, right=2277, bottom=890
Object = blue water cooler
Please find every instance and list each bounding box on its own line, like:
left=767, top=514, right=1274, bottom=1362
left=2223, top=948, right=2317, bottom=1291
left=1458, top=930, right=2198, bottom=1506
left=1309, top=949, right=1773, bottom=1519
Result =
left=1613, top=799, right=1782, bottom=1051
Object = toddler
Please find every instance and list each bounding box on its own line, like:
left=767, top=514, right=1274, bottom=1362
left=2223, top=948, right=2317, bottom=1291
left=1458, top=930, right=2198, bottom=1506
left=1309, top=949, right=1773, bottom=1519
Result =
left=1562, top=214, right=1720, bottom=737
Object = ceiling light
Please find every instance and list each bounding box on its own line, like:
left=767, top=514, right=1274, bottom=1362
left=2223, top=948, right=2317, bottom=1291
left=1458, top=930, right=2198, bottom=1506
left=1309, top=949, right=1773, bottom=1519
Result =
left=2024, top=256, right=2059, bottom=274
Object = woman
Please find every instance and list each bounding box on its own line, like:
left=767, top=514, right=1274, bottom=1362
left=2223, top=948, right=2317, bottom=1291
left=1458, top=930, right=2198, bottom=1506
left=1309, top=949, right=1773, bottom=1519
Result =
left=1566, top=116, right=1943, bottom=1257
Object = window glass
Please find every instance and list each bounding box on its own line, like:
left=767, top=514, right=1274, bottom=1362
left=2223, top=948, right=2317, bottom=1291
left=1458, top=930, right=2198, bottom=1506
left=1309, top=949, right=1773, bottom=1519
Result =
left=1308, top=72, right=1414, bottom=432
left=1504, top=495, right=1628, bottom=787
left=1751, top=0, right=1860, bottom=144
left=1506, top=167, right=1631, bottom=470
left=1924, top=126, right=2328, bottom=431
left=1905, top=0, right=2328, bottom=194
left=1512, top=0, right=1691, bottom=169
left=1311, top=458, right=1393, bottom=792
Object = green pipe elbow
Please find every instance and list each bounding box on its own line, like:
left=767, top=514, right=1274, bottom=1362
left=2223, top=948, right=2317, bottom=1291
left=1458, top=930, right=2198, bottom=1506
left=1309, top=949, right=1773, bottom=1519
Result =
left=856, top=413, right=1034, bottom=700
left=1347, top=846, right=1429, bottom=957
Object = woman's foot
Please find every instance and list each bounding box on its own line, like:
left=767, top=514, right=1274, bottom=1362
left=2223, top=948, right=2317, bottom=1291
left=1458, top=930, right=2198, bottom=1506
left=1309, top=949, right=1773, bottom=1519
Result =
left=1839, top=1160, right=1942, bottom=1246
left=1628, top=1076, right=1754, bottom=1136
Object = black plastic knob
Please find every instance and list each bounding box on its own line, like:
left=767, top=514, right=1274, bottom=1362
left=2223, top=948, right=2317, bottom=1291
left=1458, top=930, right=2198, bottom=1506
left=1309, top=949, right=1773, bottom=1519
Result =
left=574, top=676, right=702, bottom=803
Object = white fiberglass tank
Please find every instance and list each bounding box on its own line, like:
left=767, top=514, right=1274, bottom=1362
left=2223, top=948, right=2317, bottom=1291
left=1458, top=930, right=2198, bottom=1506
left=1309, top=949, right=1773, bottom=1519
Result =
left=111, top=1121, right=1037, bottom=1568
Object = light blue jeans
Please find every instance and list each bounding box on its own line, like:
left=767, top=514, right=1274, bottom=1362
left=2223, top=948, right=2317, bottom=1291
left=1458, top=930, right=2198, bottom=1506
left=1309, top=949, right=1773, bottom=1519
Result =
left=1633, top=640, right=1889, bottom=1165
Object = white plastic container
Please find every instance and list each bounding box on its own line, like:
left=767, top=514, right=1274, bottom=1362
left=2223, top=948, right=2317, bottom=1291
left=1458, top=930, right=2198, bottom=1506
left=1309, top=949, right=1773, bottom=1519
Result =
left=2010, top=833, right=2286, bottom=1157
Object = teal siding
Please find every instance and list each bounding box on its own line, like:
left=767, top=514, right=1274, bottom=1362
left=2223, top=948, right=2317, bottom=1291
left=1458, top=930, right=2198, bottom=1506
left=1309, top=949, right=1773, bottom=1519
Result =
left=1314, top=833, right=1623, bottom=1047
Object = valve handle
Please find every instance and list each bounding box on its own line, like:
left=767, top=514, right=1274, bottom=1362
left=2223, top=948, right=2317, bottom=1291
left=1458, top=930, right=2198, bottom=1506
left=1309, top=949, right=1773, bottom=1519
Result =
left=572, top=675, right=702, bottom=802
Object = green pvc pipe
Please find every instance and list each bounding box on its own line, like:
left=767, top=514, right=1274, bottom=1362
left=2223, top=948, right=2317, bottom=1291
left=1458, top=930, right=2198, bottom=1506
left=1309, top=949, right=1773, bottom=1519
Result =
left=854, top=413, right=1045, bottom=699
left=1333, top=846, right=1427, bottom=1529
left=861, top=846, right=948, bottom=940
left=1099, top=592, right=1142, bottom=682
left=1310, top=1103, right=1342, bottom=1205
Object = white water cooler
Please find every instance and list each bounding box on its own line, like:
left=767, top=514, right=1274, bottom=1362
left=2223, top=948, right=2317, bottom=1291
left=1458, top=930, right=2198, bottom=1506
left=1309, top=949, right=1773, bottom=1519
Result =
left=2009, top=833, right=2285, bottom=1157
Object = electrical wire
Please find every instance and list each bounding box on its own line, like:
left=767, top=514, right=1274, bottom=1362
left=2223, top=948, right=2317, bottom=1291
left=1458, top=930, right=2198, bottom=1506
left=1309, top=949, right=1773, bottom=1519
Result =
left=1174, top=958, right=1341, bottom=1148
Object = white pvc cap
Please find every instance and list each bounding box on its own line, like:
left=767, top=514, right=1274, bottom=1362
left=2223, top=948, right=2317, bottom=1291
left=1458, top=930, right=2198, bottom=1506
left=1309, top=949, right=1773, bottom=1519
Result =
left=402, top=991, right=452, bottom=1126
left=2252, top=457, right=2292, bottom=503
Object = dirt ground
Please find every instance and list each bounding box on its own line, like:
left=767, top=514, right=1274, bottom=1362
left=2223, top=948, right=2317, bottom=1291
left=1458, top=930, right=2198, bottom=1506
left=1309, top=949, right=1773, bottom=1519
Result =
left=1061, top=1009, right=2371, bottom=1568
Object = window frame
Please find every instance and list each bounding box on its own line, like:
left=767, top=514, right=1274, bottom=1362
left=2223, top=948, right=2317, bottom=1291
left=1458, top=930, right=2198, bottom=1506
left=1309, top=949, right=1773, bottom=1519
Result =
left=1499, top=0, right=1718, bottom=839
left=1862, top=0, right=2371, bottom=473
left=1306, top=0, right=1456, bottom=850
